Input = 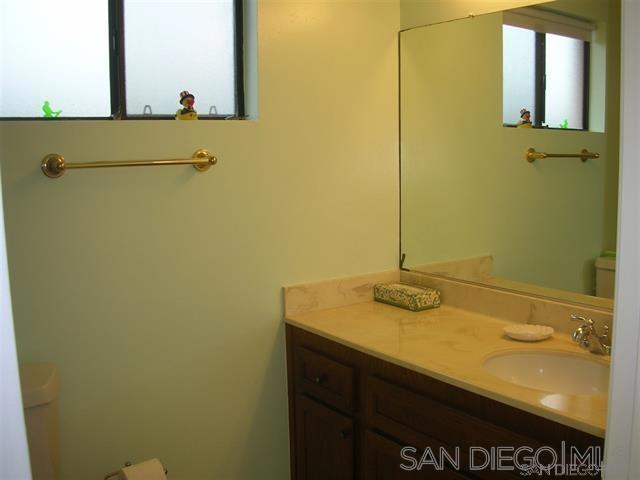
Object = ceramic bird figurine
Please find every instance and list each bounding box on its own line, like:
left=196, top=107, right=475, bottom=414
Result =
left=175, top=91, right=198, bottom=120
left=42, top=101, right=62, bottom=118
left=517, top=108, right=532, bottom=128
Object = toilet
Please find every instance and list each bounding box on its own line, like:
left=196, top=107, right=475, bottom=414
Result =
left=595, top=255, right=616, bottom=299
left=19, top=364, right=60, bottom=480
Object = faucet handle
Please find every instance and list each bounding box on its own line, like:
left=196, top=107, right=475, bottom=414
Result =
left=570, top=314, right=594, bottom=325
left=599, top=325, right=612, bottom=355
left=571, top=326, right=587, bottom=343
left=598, top=324, right=610, bottom=340
left=570, top=315, right=611, bottom=356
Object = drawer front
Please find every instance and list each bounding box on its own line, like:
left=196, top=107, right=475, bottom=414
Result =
left=294, top=346, right=355, bottom=413
left=365, top=376, right=544, bottom=479
left=363, top=430, right=473, bottom=479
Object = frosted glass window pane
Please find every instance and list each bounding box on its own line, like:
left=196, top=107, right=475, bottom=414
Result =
left=0, top=1, right=111, bottom=118
left=545, top=33, right=584, bottom=130
left=503, top=25, right=536, bottom=125
left=124, top=0, right=236, bottom=117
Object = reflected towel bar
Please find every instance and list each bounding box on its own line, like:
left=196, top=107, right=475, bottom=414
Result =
left=41, top=149, right=217, bottom=178
left=526, top=147, right=600, bottom=163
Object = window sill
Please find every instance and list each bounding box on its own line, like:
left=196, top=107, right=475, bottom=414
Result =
left=503, top=124, right=587, bottom=132
left=0, top=115, right=249, bottom=122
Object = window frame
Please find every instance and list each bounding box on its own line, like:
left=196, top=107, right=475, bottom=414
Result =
left=1, top=0, right=245, bottom=121
left=503, top=27, right=591, bottom=131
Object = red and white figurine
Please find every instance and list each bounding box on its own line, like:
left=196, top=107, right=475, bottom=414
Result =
left=176, top=90, right=198, bottom=120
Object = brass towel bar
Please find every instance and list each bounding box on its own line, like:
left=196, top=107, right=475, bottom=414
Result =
left=526, top=147, right=600, bottom=163
left=41, top=149, right=217, bottom=178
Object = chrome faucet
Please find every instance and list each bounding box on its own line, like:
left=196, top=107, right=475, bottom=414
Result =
left=570, top=314, right=611, bottom=356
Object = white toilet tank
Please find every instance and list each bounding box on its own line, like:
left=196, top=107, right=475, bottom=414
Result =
left=20, top=364, right=59, bottom=480
left=595, top=256, right=616, bottom=299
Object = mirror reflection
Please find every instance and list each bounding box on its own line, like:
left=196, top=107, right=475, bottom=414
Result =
left=400, top=0, right=620, bottom=308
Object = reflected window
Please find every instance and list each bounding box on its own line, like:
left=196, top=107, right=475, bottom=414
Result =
left=503, top=26, right=537, bottom=126
left=502, top=9, right=592, bottom=130
left=545, top=33, right=586, bottom=129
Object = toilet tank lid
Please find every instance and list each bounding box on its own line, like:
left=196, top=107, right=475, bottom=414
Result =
left=595, top=256, right=616, bottom=271
left=19, top=364, right=58, bottom=408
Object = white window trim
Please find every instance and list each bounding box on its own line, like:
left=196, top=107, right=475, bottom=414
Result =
left=604, top=1, right=640, bottom=478
left=0, top=169, right=31, bottom=479
left=504, top=7, right=595, bottom=42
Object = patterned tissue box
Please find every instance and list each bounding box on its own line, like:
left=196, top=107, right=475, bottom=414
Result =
left=374, top=283, right=441, bottom=312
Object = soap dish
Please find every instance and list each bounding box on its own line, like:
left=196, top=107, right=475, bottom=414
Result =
left=374, top=282, right=440, bottom=312
left=503, top=324, right=554, bottom=342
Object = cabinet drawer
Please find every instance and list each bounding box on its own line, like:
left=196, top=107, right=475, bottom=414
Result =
left=365, top=376, right=542, bottom=479
left=363, top=430, right=473, bottom=479
left=294, top=346, right=355, bottom=413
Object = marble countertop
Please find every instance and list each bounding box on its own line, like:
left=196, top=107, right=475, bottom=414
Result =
left=285, top=302, right=608, bottom=438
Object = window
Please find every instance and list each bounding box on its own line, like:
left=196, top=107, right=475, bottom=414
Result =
left=0, top=0, right=244, bottom=120
left=502, top=8, right=594, bottom=130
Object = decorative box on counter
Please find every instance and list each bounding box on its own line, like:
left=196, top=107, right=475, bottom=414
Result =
left=374, top=283, right=441, bottom=312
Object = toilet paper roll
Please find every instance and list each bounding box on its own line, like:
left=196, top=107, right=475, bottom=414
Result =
left=120, top=459, right=167, bottom=480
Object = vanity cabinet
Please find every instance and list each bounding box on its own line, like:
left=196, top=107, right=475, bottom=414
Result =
left=286, top=324, right=604, bottom=479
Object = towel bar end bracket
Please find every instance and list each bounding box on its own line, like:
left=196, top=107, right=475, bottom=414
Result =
left=41, top=154, right=66, bottom=178
left=192, top=148, right=217, bottom=171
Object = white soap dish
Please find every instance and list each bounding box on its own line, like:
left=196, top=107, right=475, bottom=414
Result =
left=503, top=324, right=554, bottom=342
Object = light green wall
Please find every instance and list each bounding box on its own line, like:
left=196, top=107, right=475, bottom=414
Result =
left=599, top=0, right=621, bottom=251
left=0, top=2, right=400, bottom=479
left=401, top=1, right=620, bottom=295
left=540, top=0, right=621, bottom=251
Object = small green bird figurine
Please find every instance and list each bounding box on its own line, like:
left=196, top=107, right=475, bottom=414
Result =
left=559, top=119, right=569, bottom=129
left=42, top=101, right=62, bottom=118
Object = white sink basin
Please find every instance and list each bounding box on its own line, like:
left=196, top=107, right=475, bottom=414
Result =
left=483, top=350, right=609, bottom=395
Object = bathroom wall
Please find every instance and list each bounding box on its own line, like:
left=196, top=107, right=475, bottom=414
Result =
left=552, top=0, right=621, bottom=252
left=401, top=0, right=620, bottom=295
left=0, top=2, right=399, bottom=479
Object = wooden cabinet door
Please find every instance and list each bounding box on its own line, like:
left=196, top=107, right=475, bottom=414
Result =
left=294, top=394, right=354, bottom=480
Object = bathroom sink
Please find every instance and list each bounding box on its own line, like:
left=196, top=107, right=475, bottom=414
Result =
left=483, top=350, right=609, bottom=395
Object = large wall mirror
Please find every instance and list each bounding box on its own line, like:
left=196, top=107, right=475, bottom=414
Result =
left=400, top=0, right=620, bottom=309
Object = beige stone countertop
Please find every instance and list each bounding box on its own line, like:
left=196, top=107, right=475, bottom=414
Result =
left=285, top=302, right=609, bottom=438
